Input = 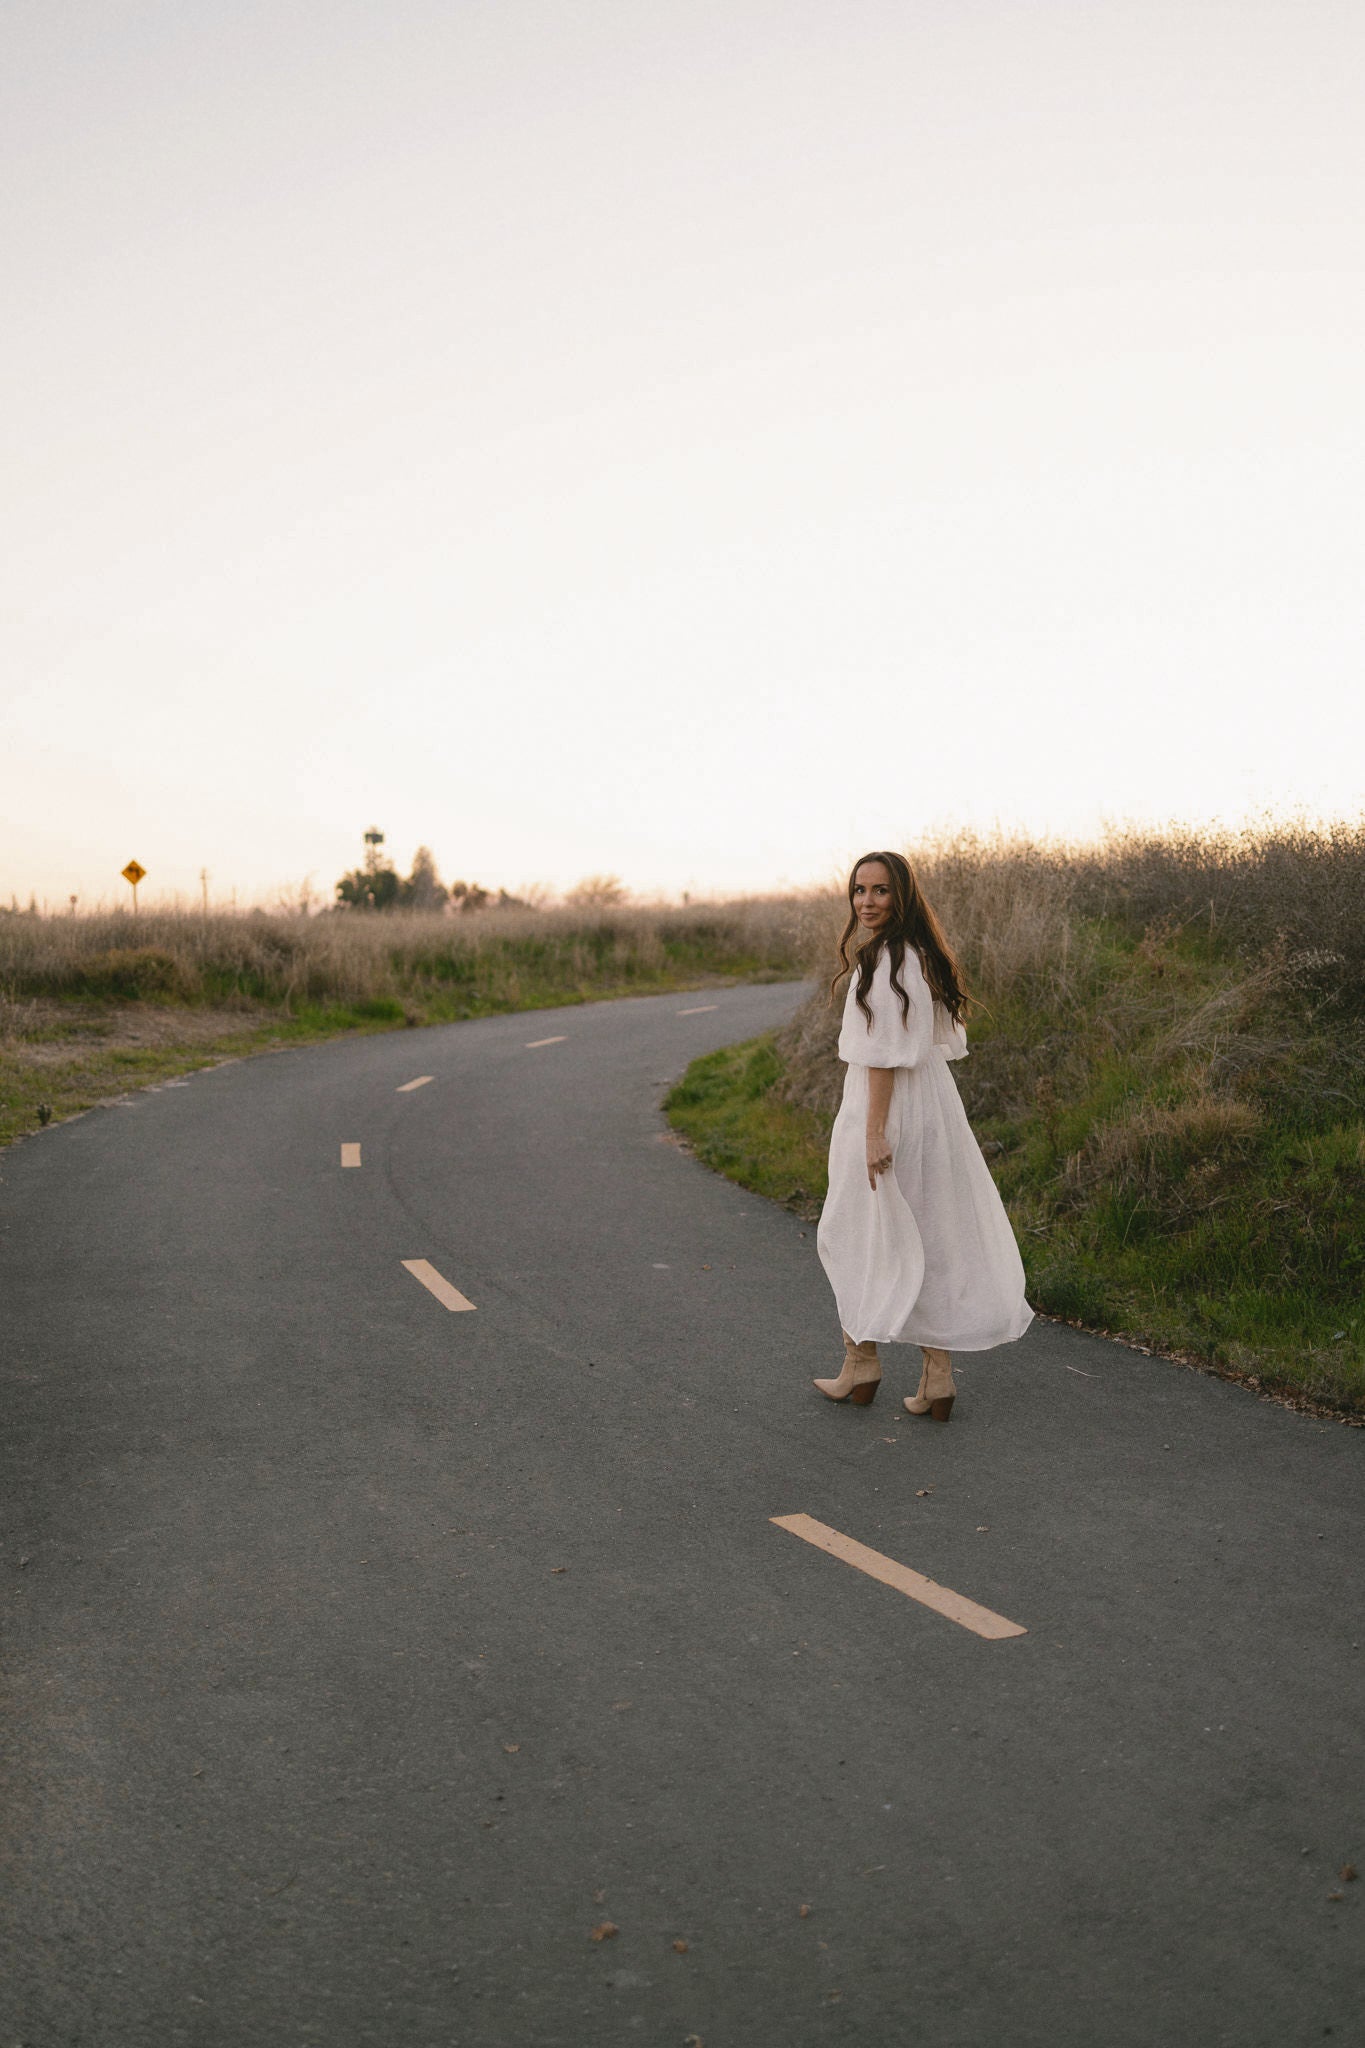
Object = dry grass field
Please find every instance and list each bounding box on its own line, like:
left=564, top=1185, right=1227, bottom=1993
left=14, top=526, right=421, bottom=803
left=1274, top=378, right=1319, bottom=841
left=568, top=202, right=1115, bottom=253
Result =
left=0, top=896, right=826, bottom=1148
left=665, top=819, right=1365, bottom=1415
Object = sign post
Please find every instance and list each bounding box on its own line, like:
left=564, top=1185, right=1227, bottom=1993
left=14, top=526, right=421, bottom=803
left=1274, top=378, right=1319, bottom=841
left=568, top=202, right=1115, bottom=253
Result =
left=121, top=859, right=147, bottom=913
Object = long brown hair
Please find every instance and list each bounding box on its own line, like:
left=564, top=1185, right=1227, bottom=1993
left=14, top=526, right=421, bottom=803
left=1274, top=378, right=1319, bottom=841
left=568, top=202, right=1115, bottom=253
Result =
left=831, top=850, right=969, bottom=1029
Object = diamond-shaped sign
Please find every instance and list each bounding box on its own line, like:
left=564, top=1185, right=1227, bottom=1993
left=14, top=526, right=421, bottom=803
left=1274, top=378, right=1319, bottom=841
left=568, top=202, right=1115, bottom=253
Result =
left=121, top=860, right=147, bottom=887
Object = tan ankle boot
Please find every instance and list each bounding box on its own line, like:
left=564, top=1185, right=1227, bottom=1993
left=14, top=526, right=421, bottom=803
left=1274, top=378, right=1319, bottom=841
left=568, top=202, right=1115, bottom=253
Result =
left=814, top=1331, right=882, bottom=1407
left=902, top=1357, right=930, bottom=1413
left=903, top=1348, right=956, bottom=1420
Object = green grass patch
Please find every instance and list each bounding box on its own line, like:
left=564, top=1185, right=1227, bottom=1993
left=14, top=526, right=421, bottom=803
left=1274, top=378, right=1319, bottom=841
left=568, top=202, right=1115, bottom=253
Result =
left=0, top=1008, right=412, bottom=1148
left=665, top=1037, right=830, bottom=1213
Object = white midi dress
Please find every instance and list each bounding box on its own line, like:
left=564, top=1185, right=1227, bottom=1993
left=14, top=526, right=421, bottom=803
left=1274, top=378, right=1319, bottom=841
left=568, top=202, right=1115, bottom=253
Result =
left=816, top=945, right=1034, bottom=1351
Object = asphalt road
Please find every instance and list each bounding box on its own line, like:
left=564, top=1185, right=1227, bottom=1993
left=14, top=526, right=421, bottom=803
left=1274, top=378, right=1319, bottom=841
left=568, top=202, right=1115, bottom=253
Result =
left=3, top=983, right=1361, bottom=2048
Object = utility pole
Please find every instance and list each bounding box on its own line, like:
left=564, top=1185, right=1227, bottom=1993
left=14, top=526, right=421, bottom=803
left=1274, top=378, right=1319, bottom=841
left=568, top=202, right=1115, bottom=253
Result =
left=200, top=868, right=209, bottom=916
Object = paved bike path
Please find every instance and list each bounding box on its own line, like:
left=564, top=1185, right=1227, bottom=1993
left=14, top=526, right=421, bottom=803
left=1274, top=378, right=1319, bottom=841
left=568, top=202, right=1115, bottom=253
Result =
left=2, top=984, right=1361, bottom=2047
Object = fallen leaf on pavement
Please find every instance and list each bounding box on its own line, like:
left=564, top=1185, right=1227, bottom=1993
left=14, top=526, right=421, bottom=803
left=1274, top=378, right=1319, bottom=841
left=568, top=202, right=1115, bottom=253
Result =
left=673, top=1938, right=689, bottom=1953
left=590, top=1922, right=619, bottom=1942
left=798, top=1904, right=811, bottom=1918
left=915, top=1489, right=931, bottom=1498
left=551, top=1566, right=568, bottom=1574
left=1342, top=1864, right=1358, bottom=1882
left=611, top=1700, right=633, bottom=1711
left=502, top=1744, right=520, bottom=1754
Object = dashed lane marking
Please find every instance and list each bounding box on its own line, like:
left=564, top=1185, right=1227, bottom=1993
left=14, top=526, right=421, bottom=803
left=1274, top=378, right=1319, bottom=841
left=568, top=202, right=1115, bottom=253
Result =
left=677, top=1004, right=718, bottom=1014
left=525, top=1035, right=568, bottom=1048
left=771, top=1514, right=1027, bottom=1641
left=401, top=1259, right=477, bottom=1312
left=396, top=1075, right=434, bottom=1092
left=341, top=1143, right=362, bottom=1168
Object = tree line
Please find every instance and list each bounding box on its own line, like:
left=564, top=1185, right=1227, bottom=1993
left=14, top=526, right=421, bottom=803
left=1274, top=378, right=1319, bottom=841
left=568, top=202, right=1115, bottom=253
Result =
left=334, top=834, right=626, bottom=913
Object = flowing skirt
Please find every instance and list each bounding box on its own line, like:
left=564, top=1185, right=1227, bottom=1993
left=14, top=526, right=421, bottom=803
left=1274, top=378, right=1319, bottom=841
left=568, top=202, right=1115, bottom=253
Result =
left=817, top=1059, right=1033, bottom=1350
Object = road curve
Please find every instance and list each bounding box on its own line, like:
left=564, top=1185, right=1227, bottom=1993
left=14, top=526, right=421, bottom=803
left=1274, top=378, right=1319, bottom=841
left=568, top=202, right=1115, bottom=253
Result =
left=2, top=984, right=1362, bottom=2047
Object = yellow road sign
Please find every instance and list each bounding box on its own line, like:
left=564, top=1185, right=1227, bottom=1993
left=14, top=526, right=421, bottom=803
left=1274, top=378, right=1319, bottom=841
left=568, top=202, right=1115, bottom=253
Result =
left=121, top=860, right=146, bottom=886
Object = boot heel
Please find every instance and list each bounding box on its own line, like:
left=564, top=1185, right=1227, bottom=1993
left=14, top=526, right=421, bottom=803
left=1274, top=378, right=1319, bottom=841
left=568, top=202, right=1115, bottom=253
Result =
left=928, top=1395, right=955, bottom=1421
left=813, top=1334, right=882, bottom=1406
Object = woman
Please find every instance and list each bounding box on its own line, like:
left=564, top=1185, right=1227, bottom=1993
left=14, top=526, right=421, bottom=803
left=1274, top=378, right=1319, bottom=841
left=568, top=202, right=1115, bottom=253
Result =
left=813, top=850, right=1032, bottom=1419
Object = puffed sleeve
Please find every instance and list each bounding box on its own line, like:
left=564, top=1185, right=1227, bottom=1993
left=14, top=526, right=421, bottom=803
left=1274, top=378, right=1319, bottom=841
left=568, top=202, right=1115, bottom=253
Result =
left=933, top=1005, right=969, bottom=1062
left=838, top=947, right=935, bottom=1067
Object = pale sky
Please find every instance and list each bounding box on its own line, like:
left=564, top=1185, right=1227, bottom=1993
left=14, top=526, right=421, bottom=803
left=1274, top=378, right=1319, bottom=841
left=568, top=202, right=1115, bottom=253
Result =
left=4, top=0, right=1362, bottom=909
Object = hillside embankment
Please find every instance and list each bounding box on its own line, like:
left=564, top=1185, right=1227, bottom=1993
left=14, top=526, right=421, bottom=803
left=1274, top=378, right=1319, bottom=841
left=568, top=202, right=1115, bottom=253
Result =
left=0, top=898, right=823, bottom=1149
left=665, top=822, right=1365, bottom=1417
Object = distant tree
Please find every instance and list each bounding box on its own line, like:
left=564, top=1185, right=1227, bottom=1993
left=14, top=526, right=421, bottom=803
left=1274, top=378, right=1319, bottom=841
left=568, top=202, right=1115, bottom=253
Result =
left=564, top=874, right=628, bottom=909
left=449, top=880, right=491, bottom=913
left=335, top=865, right=400, bottom=910
left=335, top=825, right=401, bottom=910
left=399, top=846, right=449, bottom=912
left=273, top=875, right=320, bottom=917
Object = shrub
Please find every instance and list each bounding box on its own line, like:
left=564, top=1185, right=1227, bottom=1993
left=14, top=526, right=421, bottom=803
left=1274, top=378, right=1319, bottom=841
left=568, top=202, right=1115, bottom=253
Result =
left=70, top=947, right=198, bottom=1001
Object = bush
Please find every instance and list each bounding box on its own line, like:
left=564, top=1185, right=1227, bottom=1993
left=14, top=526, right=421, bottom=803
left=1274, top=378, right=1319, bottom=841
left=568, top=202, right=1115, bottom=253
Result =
left=70, top=947, right=198, bottom=1001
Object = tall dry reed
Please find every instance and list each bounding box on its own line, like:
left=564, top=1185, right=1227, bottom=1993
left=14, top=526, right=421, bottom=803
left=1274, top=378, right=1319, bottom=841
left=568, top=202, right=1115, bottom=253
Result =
left=775, top=817, right=1364, bottom=1119
left=0, top=896, right=833, bottom=1014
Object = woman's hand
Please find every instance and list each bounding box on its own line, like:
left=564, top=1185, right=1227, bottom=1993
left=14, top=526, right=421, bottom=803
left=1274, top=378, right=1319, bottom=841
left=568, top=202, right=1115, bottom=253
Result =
left=865, top=1067, right=895, bottom=1188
